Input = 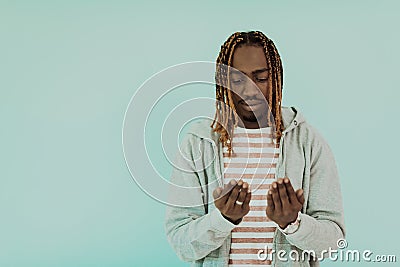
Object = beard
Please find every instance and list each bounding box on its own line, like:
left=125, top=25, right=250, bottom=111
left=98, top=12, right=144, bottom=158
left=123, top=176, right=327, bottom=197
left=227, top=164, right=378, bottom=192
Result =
left=242, top=113, right=258, bottom=122
left=238, top=107, right=273, bottom=129
left=242, top=107, right=268, bottom=122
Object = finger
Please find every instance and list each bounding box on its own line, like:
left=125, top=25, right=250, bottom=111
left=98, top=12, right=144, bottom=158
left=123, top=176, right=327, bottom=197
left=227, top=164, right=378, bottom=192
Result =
left=283, top=178, right=298, bottom=204
left=212, top=187, right=222, bottom=200
left=296, top=189, right=305, bottom=205
left=235, top=181, right=248, bottom=207
left=220, top=179, right=237, bottom=201
left=242, top=189, right=252, bottom=212
left=277, top=178, right=290, bottom=208
left=267, top=187, right=275, bottom=210
left=226, top=183, right=242, bottom=208
left=271, top=181, right=282, bottom=210
left=216, top=180, right=236, bottom=205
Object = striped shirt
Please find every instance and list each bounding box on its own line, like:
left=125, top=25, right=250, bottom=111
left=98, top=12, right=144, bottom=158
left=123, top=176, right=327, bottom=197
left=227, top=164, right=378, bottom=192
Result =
left=223, top=125, right=279, bottom=266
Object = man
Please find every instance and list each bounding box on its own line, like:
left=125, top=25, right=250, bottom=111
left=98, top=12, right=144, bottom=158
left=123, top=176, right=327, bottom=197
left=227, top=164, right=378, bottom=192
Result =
left=165, top=31, right=345, bottom=266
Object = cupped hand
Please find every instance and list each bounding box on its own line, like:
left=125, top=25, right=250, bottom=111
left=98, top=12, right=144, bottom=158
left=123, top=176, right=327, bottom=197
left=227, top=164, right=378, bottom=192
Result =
left=266, top=177, right=305, bottom=229
left=213, top=179, right=252, bottom=224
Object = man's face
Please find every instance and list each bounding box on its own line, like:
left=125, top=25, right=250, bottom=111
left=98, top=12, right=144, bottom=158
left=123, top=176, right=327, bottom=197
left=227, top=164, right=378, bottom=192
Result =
left=229, top=45, right=271, bottom=128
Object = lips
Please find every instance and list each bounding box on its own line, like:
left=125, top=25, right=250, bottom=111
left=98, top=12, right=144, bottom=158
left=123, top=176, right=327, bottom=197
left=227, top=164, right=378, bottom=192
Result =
left=240, top=101, right=262, bottom=111
left=242, top=100, right=261, bottom=105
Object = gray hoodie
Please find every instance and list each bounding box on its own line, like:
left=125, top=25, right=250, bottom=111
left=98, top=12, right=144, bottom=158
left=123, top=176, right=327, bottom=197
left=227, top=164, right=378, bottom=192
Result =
left=165, top=106, right=345, bottom=266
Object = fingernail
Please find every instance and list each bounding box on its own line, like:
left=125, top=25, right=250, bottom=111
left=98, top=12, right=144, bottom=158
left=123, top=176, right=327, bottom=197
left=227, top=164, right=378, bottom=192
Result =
left=284, top=178, right=289, bottom=183
left=278, top=179, right=283, bottom=184
left=230, top=179, right=237, bottom=185
left=268, top=190, right=272, bottom=194
left=273, top=183, right=277, bottom=188
left=243, top=182, right=248, bottom=189
left=238, top=180, right=243, bottom=186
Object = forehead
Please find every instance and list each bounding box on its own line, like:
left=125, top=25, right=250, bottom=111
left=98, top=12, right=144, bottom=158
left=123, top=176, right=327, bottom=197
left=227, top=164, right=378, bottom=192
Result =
left=231, top=45, right=268, bottom=75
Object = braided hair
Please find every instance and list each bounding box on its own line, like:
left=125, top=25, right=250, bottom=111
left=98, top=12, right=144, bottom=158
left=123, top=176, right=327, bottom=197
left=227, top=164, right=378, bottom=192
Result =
left=210, top=31, right=284, bottom=157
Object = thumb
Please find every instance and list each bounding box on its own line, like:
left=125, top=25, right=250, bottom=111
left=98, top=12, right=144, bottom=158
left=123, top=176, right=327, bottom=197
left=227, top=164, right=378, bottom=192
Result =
left=296, top=189, right=305, bottom=205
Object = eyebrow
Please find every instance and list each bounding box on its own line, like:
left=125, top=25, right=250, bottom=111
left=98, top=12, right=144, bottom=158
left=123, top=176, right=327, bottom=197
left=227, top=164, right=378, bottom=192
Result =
left=231, top=68, right=269, bottom=76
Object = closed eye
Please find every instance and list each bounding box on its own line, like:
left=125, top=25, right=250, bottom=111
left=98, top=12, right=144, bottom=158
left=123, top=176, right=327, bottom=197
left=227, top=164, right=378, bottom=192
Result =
left=232, top=79, right=243, bottom=84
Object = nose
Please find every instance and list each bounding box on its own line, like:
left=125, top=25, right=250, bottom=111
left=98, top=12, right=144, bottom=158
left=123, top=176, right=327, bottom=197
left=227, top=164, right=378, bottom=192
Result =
left=239, top=78, right=262, bottom=101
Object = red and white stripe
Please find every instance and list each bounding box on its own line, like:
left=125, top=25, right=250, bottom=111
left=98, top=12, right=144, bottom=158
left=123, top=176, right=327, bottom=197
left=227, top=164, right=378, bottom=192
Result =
left=223, top=126, right=279, bottom=266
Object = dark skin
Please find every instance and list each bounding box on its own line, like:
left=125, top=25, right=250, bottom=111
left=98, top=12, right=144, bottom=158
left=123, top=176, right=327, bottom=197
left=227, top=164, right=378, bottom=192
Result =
left=213, top=45, right=305, bottom=228
left=267, top=178, right=305, bottom=229
left=213, top=179, right=251, bottom=224
left=229, top=45, right=271, bottom=129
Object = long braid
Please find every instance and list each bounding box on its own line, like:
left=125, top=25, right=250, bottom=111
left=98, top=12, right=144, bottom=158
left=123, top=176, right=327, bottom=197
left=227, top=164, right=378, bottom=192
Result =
left=211, top=31, right=284, bottom=157
left=262, top=37, right=274, bottom=138
left=266, top=37, right=284, bottom=142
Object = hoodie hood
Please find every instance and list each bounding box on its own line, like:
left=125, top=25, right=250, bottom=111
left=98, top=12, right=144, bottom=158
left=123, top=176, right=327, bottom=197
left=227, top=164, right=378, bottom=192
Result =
left=187, top=106, right=306, bottom=140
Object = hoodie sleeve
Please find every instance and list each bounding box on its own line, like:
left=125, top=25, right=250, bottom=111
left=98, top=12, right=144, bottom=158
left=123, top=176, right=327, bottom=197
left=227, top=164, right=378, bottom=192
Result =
left=283, top=126, right=346, bottom=258
left=164, top=133, right=235, bottom=262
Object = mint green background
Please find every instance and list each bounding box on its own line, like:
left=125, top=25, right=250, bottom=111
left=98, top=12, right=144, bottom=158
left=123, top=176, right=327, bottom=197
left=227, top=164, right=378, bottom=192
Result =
left=1, top=1, right=399, bottom=266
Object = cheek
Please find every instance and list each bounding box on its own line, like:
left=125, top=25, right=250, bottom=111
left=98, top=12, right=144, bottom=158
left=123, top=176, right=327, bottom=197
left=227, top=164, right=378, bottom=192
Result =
left=230, top=91, right=242, bottom=103
left=258, top=84, right=269, bottom=99
left=229, top=85, right=242, bottom=98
